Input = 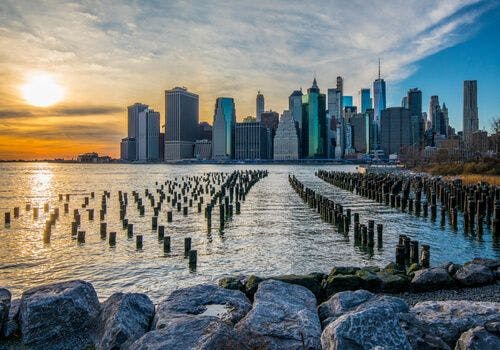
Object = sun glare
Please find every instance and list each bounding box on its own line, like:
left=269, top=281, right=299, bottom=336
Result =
left=21, top=73, right=64, bottom=107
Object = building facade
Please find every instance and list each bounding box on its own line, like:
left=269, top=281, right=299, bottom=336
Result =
left=407, top=88, right=422, bottom=118
left=137, top=109, right=160, bottom=162
left=212, top=97, right=236, bottom=160
left=120, top=137, right=136, bottom=162
left=126, top=103, right=148, bottom=160
left=463, top=80, right=479, bottom=143
left=274, top=110, right=299, bottom=160
left=359, top=88, right=371, bottom=113
left=380, top=107, right=410, bottom=156
left=234, top=122, right=268, bottom=160
left=302, top=78, right=327, bottom=158
left=194, top=140, right=212, bottom=160
left=256, top=91, right=264, bottom=122
left=164, top=87, right=199, bottom=160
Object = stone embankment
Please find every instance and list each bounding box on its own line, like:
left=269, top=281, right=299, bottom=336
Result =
left=1, top=257, right=499, bottom=349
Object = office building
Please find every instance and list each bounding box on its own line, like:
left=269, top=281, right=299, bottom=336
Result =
left=349, top=111, right=374, bottom=153
left=359, top=88, right=371, bottom=113
left=302, top=78, right=327, bottom=158
left=343, top=96, right=353, bottom=107
left=256, top=91, right=264, bottom=122
left=120, top=137, right=136, bottom=162
left=442, top=103, right=449, bottom=137
left=198, top=122, right=212, bottom=140
left=289, top=90, right=303, bottom=129
left=212, top=97, right=236, bottom=160
left=373, top=60, right=386, bottom=128
left=164, top=87, right=199, bottom=160
left=274, top=110, right=299, bottom=160
left=234, top=122, right=268, bottom=160
left=137, top=109, right=160, bottom=161
left=194, top=140, right=212, bottom=160
left=380, top=107, right=410, bottom=156
left=463, top=80, right=479, bottom=142
left=159, top=133, right=165, bottom=161
left=429, top=95, right=442, bottom=135
left=328, top=86, right=343, bottom=158
left=407, top=88, right=422, bottom=118
left=401, top=96, right=408, bottom=109
left=127, top=103, right=148, bottom=160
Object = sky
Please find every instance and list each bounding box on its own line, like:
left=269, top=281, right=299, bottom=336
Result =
left=0, top=0, right=499, bottom=160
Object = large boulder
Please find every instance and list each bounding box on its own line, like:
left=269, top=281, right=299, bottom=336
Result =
left=130, top=315, right=238, bottom=350
left=218, top=276, right=244, bottom=292
left=321, top=303, right=411, bottom=349
left=411, top=267, right=455, bottom=292
left=271, top=273, right=325, bottom=299
left=466, top=258, right=500, bottom=270
left=398, top=312, right=451, bottom=350
left=97, top=292, right=154, bottom=350
left=2, top=298, right=20, bottom=338
left=322, top=274, right=363, bottom=299
left=318, top=289, right=408, bottom=328
left=0, top=288, right=11, bottom=333
left=244, top=275, right=263, bottom=300
left=455, top=326, right=500, bottom=349
left=410, top=300, right=500, bottom=345
left=453, top=264, right=495, bottom=287
left=355, top=269, right=383, bottom=291
left=329, top=266, right=360, bottom=276
left=153, top=284, right=251, bottom=329
left=377, top=271, right=410, bottom=293
left=235, top=279, right=322, bottom=350
left=19, top=280, right=100, bottom=350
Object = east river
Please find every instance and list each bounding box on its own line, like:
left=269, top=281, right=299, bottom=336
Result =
left=0, top=163, right=498, bottom=301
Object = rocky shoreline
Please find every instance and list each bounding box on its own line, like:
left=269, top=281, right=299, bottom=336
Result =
left=1, top=257, right=499, bottom=349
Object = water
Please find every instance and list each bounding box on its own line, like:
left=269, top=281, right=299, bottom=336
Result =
left=0, top=163, right=498, bottom=301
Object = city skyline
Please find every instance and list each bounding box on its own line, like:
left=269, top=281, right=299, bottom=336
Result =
left=0, top=1, right=499, bottom=159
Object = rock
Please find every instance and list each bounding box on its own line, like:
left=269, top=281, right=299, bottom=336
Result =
left=329, top=266, right=360, bottom=276
left=97, top=292, right=154, bottom=350
left=411, top=267, right=455, bottom=292
left=410, top=300, right=500, bottom=345
left=356, top=269, right=383, bottom=291
left=448, top=263, right=462, bottom=276
left=153, top=284, right=251, bottom=329
left=322, top=274, right=363, bottom=298
left=2, top=298, right=20, bottom=338
left=377, top=271, right=410, bottom=293
left=384, top=262, right=406, bottom=275
left=0, top=287, right=11, bottom=333
left=455, top=326, right=500, bottom=350
left=321, top=303, right=411, bottom=349
left=218, top=276, right=244, bottom=292
left=130, top=315, right=238, bottom=350
left=19, top=280, right=100, bottom=350
left=407, top=263, right=422, bottom=276
left=398, top=312, right=451, bottom=350
left=496, top=267, right=500, bottom=280
left=454, top=264, right=495, bottom=287
left=466, top=258, right=500, bottom=270
left=485, top=321, right=500, bottom=334
left=244, top=275, right=263, bottom=300
left=235, top=280, right=321, bottom=350
left=272, top=273, right=325, bottom=299
left=318, top=289, right=408, bottom=328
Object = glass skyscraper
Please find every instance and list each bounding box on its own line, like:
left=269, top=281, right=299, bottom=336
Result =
left=212, top=97, right=236, bottom=159
left=359, top=88, right=371, bottom=113
left=342, top=95, right=353, bottom=107
left=407, top=88, right=422, bottom=117
left=302, top=78, right=326, bottom=158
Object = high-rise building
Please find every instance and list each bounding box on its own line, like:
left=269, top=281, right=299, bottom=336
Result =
left=407, top=88, right=422, bottom=118
left=120, top=137, right=136, bottom=162
left=256, top=91, right=264, bottom=122
left=260, top=110, right=280, bottom=158
left=359, top=88, right=371, bottom=113
left=380, top=107, right=410, bottom=156
left=429, top=95, right=441, bottom=135
left=164, top=87, right=199, bottom=160
left=197, top=122, right=212, bottom=140
left=409, top=115, right=424, bottom=150
left=343, top=96, right=353, bottom=107
left=302, top=78, right=327, bottom=158
left=127, top=103, right=148, bottom=160
left=137, top=109, right=160, bottom=161
left=234, top=122, right=268, bottom=160
left=212, top=97, right=236, bottom=160
left=463, top=80, right=479, bottom=143
left=194, top=140, right=212, bottom=160
left=373, top=60, right=386, bottom=128
left=328, top=87, right=343, bottom=158
left=274, top=110, right=300, bottom=160
left=401, top=96, right=408, bottom=109
left=289, top=90, right=303, bottom=129
left=336, top=76, right=343, bottom=93
left=442, top=103, right=449, bottom=137
left=349, top=111, right=374, bottom=153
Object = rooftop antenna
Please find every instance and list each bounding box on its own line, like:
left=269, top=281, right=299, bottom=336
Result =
left=378, top=58, right=381, bottom=80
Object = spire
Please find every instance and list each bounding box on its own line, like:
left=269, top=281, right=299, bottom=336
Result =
left=378, top=58, right=381, bottom=80
left=312, top=77, right=318, bottom=89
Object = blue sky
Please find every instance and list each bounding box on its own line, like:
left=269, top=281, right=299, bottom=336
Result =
left=393, top=2, right=500, bottom=132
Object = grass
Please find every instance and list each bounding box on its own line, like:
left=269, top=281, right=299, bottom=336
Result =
left=451, top=174, right=500, bottom=186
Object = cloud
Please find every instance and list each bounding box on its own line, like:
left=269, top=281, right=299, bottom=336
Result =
left=0, top=106, right=123, bottom=119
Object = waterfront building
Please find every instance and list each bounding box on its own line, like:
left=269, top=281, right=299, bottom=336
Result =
left=409, top=115, right=424, bottom=150
left=328, top=87, right=343, bottom=158
left=302, top=78, right=327, bottom=158
left=261, top=110, right=280, bottom=158
left=442, top=103, right=449, bottom=137
left=120, top=137, right=136, bottom=161
left=198, top=122, right=212, bottom=140
left=234, top=122, right=268, bottom=160
left=194, top=140, right=212, bottom=160
left=463, top=80, right=479, bottom=143
left=212, top=97, right=236, bottom=160
left=344, top=123, right=355, bottom=155
left=407, top=88, right=422, bottom=118
left=349, top=111, right=374, bottom=153
left=373, top=60, right=386, bottom=128
left=429, top=95, right=442, bottom=136
left=127, top=103, right=148, bottom=160
left=274, top=110, right=300, bottom=160
left=289, top=90, right=303, bottom=129
left=137, top=109, right=160, bottom=162
left=164, top=87, right=199, bottom=160
left=256, top=91, right=264, bottom=122
left=359, top=88, right=371, bottom=113
left=380, top=107, right=410, bottom=156
left=159, top=133, right=165, bottom=161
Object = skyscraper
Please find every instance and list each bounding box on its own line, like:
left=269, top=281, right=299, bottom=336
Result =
left=327, top=86, right=343, bottom=158
left=234, top=122, right=268, bottom=160
left=274, top=110, right=299, bottom=160
left=126, top=102, right=148, bottom=160
left=289, top=90, right=303, bottom=129
left=137, top=109, right=160, bottom=162
left=380, top=107, right=410, bottom=156
left=463, top=80, right=478, bottom=142
left=164, top=87, right=199, bottom=160
left=359, top=88, right=371, bottom=113
left=256, top=91, right=264, bottom=122
left=343, top=96, right=353, bottom=107
left=407, top=88, right=422, bottom=118
left=442, top=103, right=449, bottom=137
left=212, top=97, right=236, bottom=160
left=302, top=78, right=327, bottom=158
left=401, top=96, right=408, bottom=109
left=373, top=59, right=386, bottom=127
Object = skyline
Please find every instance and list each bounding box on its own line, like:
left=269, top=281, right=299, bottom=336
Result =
left=0, top=1, right=499, bottom=159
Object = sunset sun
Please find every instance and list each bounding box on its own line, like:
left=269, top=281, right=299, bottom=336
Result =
left=21, top=73, right=64, bottom=107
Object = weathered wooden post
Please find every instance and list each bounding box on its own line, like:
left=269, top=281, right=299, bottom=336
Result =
left=184, top=237, right=192, bottom=258
left=136, top=235, right=143, bottom=250
left=420, top=244, right=430, bottom=268
left=188, top=250, right=197, bottom=270
left=158, top=225, right=165, bottom=240
left=4, top=212, right=10, bottom=225
left=163, top=236, right=171, bottom=253
left=109, top=232, right=116, bottom=246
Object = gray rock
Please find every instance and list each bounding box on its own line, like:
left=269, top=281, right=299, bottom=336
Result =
left=410, top=300, right=500, bottom=345
left=272, top=273, right=325, bottom=299
left=218, top=276, right=244, bottom=292
left=356, top=269, right=383, bottom=291
left=377, top=271, right=410, bottom=293
left=2, top=298, right=19, bottom=338
left=321, top=304, right=411, bottom=350
left=455, top=326, right=500, bottom=350
left=318, top=289, right=408, bottom=328
left=19, top=280, right=100, bottom=350
left=398, top=312, right=451, bottom=350
left=411, top=267, right=455, bottom=292
left=130, top=315, right=238, bottom=350
left=0, top=288, right=11, bottom=334
left=322, top=274, right=363, bottom=299
left=484, top=321, right=500, bottom=334
left=153, top=284, right=251, bottom=329
left=97, top=292, right=154, bottom=350
left=466, top=258, right=500, bottom=270
left=454, top=264, right=495, bottom=287
left=235, top=279, right=322, bottom=350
